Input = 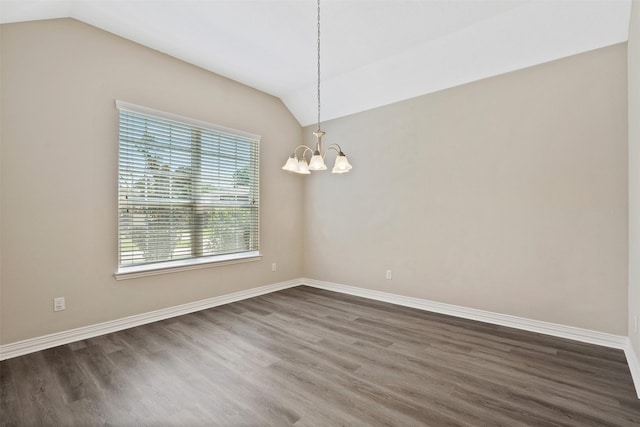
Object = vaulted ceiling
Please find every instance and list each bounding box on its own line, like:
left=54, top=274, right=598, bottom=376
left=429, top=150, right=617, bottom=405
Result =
left=0, top=0, right=632, bottom=126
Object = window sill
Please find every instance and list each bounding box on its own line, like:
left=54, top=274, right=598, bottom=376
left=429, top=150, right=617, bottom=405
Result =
left=114, top=251, right=262, bottom=280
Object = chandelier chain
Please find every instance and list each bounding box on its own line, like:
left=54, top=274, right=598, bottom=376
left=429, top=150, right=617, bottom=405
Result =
left=317, top=0, right=321, bottom=131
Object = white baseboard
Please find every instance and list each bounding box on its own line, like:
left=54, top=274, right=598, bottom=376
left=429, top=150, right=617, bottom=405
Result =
left=301, top=278, right=629, bottom=349
left=0, top=279, right=300, bottom=361
left=301, top=278, right=639, bottom=398
left=626, top=342, right=640, bottom=399
left=2, top=276, right=638, bottom=398
left=301, top=278, right=628, bottom=350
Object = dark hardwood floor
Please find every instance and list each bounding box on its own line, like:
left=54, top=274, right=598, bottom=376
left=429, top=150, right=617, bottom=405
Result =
left=1, top=286, right=639, bottom=426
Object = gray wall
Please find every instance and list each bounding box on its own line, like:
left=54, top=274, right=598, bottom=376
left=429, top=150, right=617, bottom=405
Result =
left=0, top=19, right=304, bottom=344
left=304, top=44, right=628, bottom=335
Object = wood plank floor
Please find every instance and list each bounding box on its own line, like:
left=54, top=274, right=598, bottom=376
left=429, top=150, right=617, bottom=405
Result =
left=1, top=286, right=639, bottom=426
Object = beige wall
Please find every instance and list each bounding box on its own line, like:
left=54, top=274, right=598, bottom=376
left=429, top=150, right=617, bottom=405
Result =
left=0, top=24, right=3, bottom=343
left=0, top=19, right=304, bottom=344
left=0, top=16, right=632, bottom=345
left=304, top=44, right=628, bottom=335
left=629, top=0, right=640, bottom=358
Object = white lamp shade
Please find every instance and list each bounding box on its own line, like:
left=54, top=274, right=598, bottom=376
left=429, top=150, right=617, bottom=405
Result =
left=331, top=153, right=352, bottom=174
left=308, top=153, right=327, bottom=170
left=282, top=156, right=299, bottom=172
left=297, top=159, right=311, bottom=174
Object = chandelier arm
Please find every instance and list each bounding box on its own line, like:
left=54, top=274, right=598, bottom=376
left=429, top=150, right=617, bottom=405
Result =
left=293, top=145, right=314, bottom=160
left=321, top=144, right=343, bottom=158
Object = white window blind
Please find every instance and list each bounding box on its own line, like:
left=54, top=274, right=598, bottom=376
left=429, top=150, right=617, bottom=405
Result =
left=116, top=101, right=260, bottom=272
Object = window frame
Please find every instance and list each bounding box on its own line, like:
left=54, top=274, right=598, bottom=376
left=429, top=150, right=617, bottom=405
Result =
left=114, top=100, right=261, bottom=280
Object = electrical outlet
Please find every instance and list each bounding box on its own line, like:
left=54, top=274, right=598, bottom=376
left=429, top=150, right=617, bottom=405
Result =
left=271, top=263, right=277, bottom=272
left=386, top=269, right=392, bottom=280
left=53, top=297, right=65, bottom=312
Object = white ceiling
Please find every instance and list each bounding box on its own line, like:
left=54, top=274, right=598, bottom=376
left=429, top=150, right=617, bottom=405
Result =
left=0, top=0, right=632, bottom=126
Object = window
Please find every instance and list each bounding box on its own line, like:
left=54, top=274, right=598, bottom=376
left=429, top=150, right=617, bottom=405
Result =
left=116, top=101, right=260, bottom=278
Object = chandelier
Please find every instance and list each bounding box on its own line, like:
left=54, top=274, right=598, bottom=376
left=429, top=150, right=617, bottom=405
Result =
left=282, top=0, right=352, bottom=175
